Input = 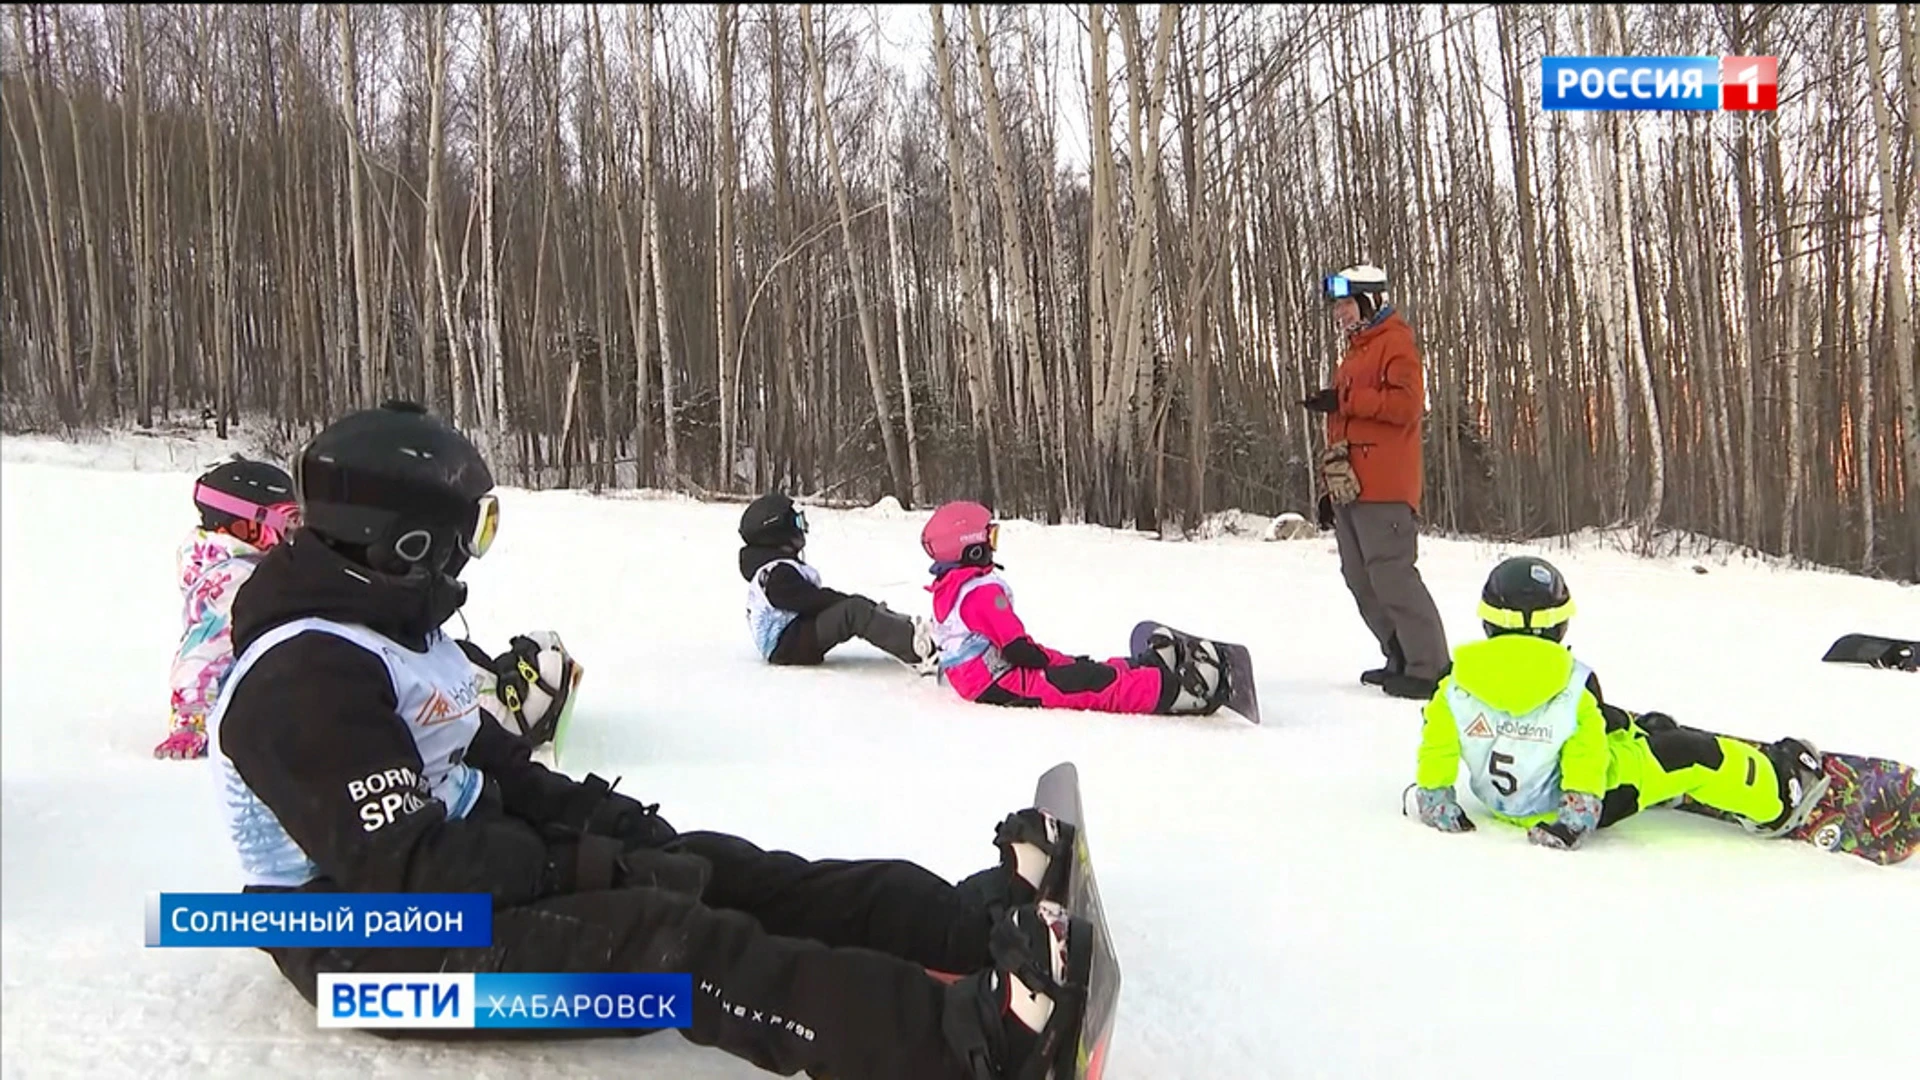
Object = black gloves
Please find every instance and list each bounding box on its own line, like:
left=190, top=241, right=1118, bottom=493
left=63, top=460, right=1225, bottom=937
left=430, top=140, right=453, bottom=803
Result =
left=1300, top=387, right=1339, bottom=414
left=1001, top=636, right=1051, bottom=670
left=549, top=772, right=677, bottom=851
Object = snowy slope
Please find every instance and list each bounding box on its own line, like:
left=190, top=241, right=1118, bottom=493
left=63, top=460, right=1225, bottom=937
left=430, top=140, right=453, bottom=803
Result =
left=3, top=439, right=1916, bottom=1080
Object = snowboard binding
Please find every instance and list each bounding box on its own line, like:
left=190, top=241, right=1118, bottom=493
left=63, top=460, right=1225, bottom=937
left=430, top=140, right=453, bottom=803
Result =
left=946, top=901, right=1094, bottom=1080
left=995, top=808, right=1077, bottom=908
left=1141, top=626, right=1231, bottom=715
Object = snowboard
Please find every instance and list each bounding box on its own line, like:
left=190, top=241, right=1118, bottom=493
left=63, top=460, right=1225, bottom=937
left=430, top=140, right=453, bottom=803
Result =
left=1033, top=762, right=1121, bottom=1080
left=1128, top=622, right=1262, bottom=724
left=547, top=661, right=587, bottom=768
left=1670, top=742, right=1919, bottom=866
left=1821, top=633, right=1918, bottom=671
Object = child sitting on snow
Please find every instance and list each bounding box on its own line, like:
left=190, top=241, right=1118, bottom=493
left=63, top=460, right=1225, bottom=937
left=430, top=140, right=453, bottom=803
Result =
left=158, top=457, right=299, bottom=759
left=738, top=491, right=939, bottom=673
left=920, top=500, right=1230, bottom=716
left=1405, top=555, right=1829, bottom=849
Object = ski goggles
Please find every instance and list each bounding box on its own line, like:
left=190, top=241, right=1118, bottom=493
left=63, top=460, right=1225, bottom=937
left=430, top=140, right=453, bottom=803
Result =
left=195, top=483, right=301, bottom=547
left=793, top=508, right=809, bottom=534
left=1323, top=273, right=1356, bottom=300
left=393, top=493, right=501, bottom=565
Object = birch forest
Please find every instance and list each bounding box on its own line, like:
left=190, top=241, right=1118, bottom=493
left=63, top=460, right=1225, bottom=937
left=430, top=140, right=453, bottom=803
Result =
left=2, top=5, right=1917, bottom=579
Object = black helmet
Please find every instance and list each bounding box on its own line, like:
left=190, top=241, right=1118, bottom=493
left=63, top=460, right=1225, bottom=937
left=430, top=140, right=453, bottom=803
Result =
left=1480, top=556, right=1575, bottom=643
left=739, top=491, right=807, bottom=553
left=294, top=400, right=497, bottom=577
left=195, top=457, right=296, bottom=536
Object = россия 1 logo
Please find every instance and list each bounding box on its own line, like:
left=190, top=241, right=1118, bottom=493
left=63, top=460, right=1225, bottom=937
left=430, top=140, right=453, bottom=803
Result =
left=1542, top=56, right=1777, bottom=112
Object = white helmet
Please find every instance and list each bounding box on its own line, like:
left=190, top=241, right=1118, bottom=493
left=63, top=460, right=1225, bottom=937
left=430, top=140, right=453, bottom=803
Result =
left=1323, top=264, right=1390, bottom=319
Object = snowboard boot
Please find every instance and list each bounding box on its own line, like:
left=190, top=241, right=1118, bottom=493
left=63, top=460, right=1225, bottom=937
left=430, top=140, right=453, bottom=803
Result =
left=943, top=901, right=1092, bottom=1080
left=1745, top=738, right=1830, bottom=837
left=912, top=615, right=941, bottom=676
left=995, top=808, right=1075, bottom=908
left=1361, top=636, right=1406, bottom=687
left=1142, top=627, right=1231, bottom=715
left=1380, top=672, right=1439, bottom=700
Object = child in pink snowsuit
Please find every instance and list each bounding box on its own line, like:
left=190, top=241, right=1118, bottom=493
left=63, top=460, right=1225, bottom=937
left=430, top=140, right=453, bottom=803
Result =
left=157, top=458, right=299, bottom=760
left=921, top=501, right=1220, bottom=716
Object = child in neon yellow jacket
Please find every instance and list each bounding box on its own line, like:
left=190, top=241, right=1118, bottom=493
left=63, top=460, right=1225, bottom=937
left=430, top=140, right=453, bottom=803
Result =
left=1406, top=556, right=1828, bottom=849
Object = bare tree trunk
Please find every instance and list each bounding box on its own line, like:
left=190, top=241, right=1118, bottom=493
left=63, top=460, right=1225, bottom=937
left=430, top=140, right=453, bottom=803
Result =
left=51, top=7, right=108, bottom=417
left=418, top=6, right=449, bottom=418
left=877, top=55, right=926, bottom=506
left=131, top=5, right=155, bottom=426
left=482, top=3, right=507, bottom=442
left=11, top=4, right=74, bottom=422
left=1618, top=42, right=1666, bottom=529
left=337, top=5, right=376, bottom=404
left=1020, top=6, right=1077, bottom=514
left=198, top=7, right=234, bottom=435
left=1763, top=116, right=1806, bottom=556
left=968, top=5, right=1052, bottom=512
left=800, top=3, right=907, bottom=502
left=931, top=3, right=1000, bottom=502
left=1865, top=5, right=1920, bottom=576
left=712, top=3, right=740, bottom=488
left=640, top=4, right=680, bottom=484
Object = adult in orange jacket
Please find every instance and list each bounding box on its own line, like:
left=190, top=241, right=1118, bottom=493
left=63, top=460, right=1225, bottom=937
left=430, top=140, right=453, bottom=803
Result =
left=1301, top=265, right=1450, bottom=699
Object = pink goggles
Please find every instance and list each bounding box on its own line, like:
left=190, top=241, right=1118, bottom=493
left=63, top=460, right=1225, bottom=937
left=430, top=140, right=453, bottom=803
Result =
left=195, top=482, right=301, bottom=547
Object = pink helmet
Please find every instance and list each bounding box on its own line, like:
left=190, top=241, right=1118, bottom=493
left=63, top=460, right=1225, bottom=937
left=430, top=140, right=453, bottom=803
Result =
left=921, top=501, right=997, bottom=565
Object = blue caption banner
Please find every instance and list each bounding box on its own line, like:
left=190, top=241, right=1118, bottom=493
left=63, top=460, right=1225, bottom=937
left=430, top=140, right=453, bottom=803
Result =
left=145, top=892, right=492, bottom=949
left=316, top=973, right=695, bottom=1029
left=1542, top=56, right=1719, bottom=111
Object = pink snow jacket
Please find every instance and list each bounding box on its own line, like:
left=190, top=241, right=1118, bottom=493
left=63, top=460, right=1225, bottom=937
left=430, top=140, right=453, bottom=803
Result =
left=928, top=566, right=1072, bottom=695
left=168, top=529, right=269, bottom=730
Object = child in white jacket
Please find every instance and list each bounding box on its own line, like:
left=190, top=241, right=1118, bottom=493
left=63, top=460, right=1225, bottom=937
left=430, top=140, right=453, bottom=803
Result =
left=157, top=458, right=299, bottom=760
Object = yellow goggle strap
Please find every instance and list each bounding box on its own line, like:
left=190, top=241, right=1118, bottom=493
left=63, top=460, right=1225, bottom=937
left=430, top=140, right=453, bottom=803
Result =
left=1478, top=598, right=1576, bottom=631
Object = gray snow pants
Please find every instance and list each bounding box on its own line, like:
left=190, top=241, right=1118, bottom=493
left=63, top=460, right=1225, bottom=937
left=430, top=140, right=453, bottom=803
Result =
left=1332, top=501, right=1451, bottom=680
left=771, top=596, right=919, bottom=666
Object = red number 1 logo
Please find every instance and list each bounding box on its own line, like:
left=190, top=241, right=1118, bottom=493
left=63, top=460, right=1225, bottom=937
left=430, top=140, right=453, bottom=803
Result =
left=1721, top=56, right=1779, bottom=111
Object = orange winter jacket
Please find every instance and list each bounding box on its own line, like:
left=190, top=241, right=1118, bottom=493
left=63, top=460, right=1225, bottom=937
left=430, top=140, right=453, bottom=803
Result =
left=1326, top=310, right=1427, bottom=512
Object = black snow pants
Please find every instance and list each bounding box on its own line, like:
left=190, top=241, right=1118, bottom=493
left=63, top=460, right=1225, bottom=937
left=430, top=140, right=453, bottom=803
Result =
left=262, top=831, right=1000, bottom=1080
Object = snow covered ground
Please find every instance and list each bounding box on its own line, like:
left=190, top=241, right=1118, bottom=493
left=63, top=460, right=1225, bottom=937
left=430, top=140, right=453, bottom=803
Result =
left=3, top=433, right=1916, bottom=1080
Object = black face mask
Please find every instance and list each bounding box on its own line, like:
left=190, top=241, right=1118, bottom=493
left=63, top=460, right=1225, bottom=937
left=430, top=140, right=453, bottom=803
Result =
left=394, top=562, right=469, bottom=637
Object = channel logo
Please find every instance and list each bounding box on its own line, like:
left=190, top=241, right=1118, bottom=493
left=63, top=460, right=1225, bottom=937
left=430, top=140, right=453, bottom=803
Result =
left=317, top=972, right=693, bottom=1030
left=1542, top=56, right=1777, bottom=112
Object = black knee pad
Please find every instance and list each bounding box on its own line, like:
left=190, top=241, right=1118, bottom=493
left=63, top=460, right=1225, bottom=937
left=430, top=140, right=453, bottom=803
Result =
left=1645, top=727, right=1724, bottom=771
left=1599, top=785, right=1641, bottom=827
left=1042, top=659, right=1119, bottom=695
left=979, top=683, right=1042, bottom=708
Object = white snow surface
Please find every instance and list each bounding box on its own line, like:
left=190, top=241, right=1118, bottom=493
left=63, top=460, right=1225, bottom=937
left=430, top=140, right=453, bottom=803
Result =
left=3, top=438, right=1917, bottom=1080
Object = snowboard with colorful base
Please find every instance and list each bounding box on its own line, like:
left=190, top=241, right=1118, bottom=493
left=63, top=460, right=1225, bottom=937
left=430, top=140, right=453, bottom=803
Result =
left=1128, top=622, right=1262, bottom=724
left=1820, top=633, right=1917, bottom=671
left=1670, top=742, right=1919, bottom=866
left=1033, top=762, right=1121, bottom=1080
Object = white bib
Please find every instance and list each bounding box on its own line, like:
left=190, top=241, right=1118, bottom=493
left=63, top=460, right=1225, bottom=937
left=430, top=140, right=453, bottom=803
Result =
left=206, top=617, right=485, bottom=887
left=932, top=572, right=1013, bottom=670
left=744, top=558, right=821, bottom=659
left=1446, top=659, right=1592, bottom=819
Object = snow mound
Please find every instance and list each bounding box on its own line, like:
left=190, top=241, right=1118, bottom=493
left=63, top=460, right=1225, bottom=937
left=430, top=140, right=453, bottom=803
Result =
left=1264, top=512, right=1319, bottom=541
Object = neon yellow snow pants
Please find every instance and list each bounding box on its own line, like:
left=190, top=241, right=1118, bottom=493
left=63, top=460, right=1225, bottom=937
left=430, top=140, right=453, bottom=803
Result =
left=1603, top=724, right=1785, bottom=826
